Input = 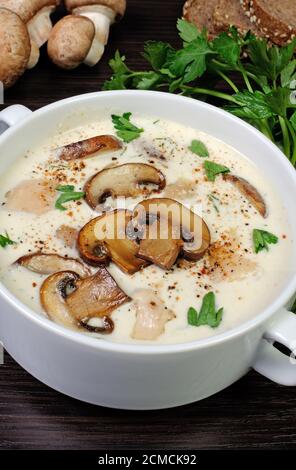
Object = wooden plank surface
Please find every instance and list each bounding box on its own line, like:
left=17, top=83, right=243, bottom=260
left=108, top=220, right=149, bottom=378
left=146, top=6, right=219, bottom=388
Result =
left=0, top=0, right=296, bottom=450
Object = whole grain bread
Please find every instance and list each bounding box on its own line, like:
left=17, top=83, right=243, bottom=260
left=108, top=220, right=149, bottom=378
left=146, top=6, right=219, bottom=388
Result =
left=241, top=0, right=296, bottom=45
left=213, top=0, right=261, bottom=36
left=183, top=0, right=220, bottom=39
left=183, top=0, right=262, bottom=39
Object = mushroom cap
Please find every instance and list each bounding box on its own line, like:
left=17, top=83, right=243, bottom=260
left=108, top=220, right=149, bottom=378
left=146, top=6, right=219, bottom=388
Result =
left=47, top=15, right=95, bottom=70
left=65, top=0, right=126, bottom=18
left=0, top=0, right=60, bottom=23
left=0, top=8, right=31, bottom=88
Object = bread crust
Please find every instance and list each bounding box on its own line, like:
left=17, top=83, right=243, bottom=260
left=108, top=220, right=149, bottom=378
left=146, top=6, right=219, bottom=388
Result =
left=241, top=0, right=296, bottom=45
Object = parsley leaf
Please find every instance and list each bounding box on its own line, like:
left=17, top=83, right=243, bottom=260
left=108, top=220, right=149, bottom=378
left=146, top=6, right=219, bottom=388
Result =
left=212, top=32, right=240, bottom=66
left=177, top=18, right=204, bottom=44
left=189, top=139, right=209, bottom=157
left=253, top=229, right=279, bottom=253
left=112, top=112, right=144, bottom=143
left=0, top=232, right=15, bottom=248
left=204, top=161, right=230, bottom=181
left=169, top=37, right=214, bottom=83
left=55, top=186, right=85, bottom=211
left=188, top=292, right=223, bottom=328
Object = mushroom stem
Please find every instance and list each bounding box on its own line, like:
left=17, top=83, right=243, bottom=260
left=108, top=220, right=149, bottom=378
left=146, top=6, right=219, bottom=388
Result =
left=84, top=35, right=105, bottom=66
left=27, top=5, right=55, bottom=48
left=73, top=5, right=116, bottom=55
left=27, top=40, right=40, bottom=69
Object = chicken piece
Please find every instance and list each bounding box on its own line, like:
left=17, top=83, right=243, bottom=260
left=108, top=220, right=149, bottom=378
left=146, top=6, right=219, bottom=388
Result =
left=132, top=289, right=175, bottom=340
left=5, top=179, right=56, bottom=215
left=56, top=224, right=78, bottom=248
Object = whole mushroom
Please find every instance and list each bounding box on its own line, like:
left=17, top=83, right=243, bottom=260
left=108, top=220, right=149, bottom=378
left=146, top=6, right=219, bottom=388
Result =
left=0, top=0, right=61, bottom=69
left=48, top=15, right=104, bottom=68
left=0, top=8, right=31, bottom=88
left=65, top=0, right=126, bottom=63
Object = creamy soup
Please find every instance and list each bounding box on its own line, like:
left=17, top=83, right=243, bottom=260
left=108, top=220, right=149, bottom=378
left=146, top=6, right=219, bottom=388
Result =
left=0, top=114, right=293, bottom=344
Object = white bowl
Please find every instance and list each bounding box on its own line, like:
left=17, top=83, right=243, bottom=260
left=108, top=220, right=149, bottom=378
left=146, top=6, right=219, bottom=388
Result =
left=0, top=91, right=296, bottom=410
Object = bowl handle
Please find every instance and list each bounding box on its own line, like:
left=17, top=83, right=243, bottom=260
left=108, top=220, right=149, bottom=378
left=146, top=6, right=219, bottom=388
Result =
left=0, top=105, right=32, bottom=135
left=253, top=309, right=296, bottom=385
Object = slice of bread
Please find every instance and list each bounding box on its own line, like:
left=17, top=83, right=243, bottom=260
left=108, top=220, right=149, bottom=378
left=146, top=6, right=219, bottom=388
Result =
left=213, top=0, right=261, bottom=36
left=241, top=0, right=296, bottom=45
left=183, top=0, right=262, bottom=40
left=183, top=0, right=220, bottom=39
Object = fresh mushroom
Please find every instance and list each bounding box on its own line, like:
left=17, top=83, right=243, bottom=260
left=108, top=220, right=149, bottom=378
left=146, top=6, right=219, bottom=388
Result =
left=65, top=0, right=126, bottom=62
left=40, top=267, right=129, bottom=332
left=0, top=8, right=31, bottom=88
left=16, top=252, right=91, bottom=278
left=78, top=210, right=149, bottom=274
left=132, top=289, right=175, bottom=340
left=85, top=163, right=166, bottom=210
left=132, top=197, right=211, bottom=265
left=223, top=174, right=267, bottom=218
left=40, top=271, right=81, bottom=329
left=55, top=134, right=122, bottom=160
left=47, top=15, right=105, bottom=69
left=65, top=266, right=130, bottom=321
left=0, top=0, right=60, bottom=69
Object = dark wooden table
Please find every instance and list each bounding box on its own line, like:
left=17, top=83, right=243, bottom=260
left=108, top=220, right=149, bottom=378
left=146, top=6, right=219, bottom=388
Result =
left=1, top=0, right=296, bottom=451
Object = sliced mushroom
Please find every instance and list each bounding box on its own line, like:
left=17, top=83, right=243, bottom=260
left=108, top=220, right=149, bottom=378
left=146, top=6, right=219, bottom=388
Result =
left=132, top=289, right=175, bottom=340
left=40, top=267, right=129, bottom=332
left=132, top=198, right=211, bottom=263
left=16, top=252, right=91, bottom=278
left=137, top=219, right=183, bottom=270
left=47, top=15, right=105, bottom=69
left=40, top=271, right=81, bottom=329
left=78, top=210, right=149, bottom=274
left=85, top=163, right=166, bottom=210
left=223, top=174, right=267, bottom=218
left=56, top=224, right=78, bottom=248
left=65, top=266, right=130, bottom=322
left=55, top=134, right=122, bottom=161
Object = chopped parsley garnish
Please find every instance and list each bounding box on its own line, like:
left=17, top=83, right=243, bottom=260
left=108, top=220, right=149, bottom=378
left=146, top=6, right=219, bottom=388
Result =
left=55, top=185, right=85, bottom=211
left=189, top=139, right=209, bottom=157
left=111, top=112, right=144, bottom=143
left=0, top=232, right=15, bottom=248
left=204, top=161, right=230, bottom=181
left=208, top=193, right=220, bottom=213
left=253, top=229, right=278, bottom=253
left=187, top=292, right=223, bottom=328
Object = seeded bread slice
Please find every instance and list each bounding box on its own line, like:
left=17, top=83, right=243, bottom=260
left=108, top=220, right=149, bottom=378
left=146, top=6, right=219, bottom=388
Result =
left=213, top=0, right=261, bottom=36
left=241, top=0, right=296, bottom=45
left=183, top=0, right=220, bottom=39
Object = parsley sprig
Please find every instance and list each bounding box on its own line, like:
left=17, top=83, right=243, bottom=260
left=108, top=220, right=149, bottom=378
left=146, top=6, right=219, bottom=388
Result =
left=253, top=229, right=278, bottom=253
left=104, top=19, right=296, bottom=165
left=0, top=232, right=15, bottom=248
left=55, top=185, right=85, bottom=211
left=188, top=292, right=223, bottom=328
left=111, top=112, right=144, bottom=143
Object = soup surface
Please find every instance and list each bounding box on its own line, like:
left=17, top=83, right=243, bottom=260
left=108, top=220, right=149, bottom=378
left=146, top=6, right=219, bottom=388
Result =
left=0, top=113, right=293, bottom=344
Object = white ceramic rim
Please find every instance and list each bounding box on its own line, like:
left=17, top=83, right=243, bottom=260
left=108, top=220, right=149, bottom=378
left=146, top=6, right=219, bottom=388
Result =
left=1, top=90, right=296, bottom=356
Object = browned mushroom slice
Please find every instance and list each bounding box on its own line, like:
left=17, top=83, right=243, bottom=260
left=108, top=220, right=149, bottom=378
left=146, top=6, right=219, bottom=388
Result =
left=40, top=271, right=81, bottom=329
left=223, top=174, right=267, bottom=218
left=133, top=198, right=211, bottom=263
left=131, top=289, right=175, bottom=340
left=66, top=266, right=130, bottom=322
left=85, top=163, right=166, bottom=210
left=17, top=252, right=91, bottom=278
left=56, top=135, right=122, bottom=161
left=77, top=210, right=149, bottom=274
left=137, top=219, right=183, bottom=270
